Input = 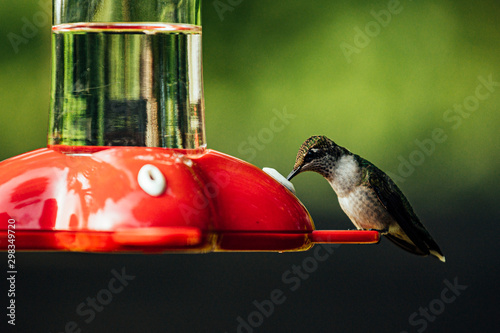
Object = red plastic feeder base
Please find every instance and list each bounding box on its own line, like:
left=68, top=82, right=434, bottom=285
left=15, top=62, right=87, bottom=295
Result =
left=0, top=147, right=379, bottom=253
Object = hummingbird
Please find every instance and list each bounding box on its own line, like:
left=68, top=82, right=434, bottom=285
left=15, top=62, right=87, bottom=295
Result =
left=287, top=135, right=445, bottom=262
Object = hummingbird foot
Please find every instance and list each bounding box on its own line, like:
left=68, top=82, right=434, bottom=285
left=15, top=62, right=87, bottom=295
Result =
left=362, top=228, right=389, bottom=235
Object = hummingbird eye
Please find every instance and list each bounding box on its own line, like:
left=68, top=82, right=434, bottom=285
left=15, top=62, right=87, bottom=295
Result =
left=304, top=149, right=320, bottom=163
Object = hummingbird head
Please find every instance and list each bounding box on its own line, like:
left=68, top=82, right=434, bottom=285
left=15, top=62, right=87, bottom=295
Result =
left=287, top=135, right=346, bottom=181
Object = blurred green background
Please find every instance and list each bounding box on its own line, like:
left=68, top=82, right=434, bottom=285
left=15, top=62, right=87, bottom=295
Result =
left=1, top=0, right=499, bottom=332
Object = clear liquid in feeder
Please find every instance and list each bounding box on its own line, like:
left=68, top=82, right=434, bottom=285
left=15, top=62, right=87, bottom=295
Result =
left=49, top=1, right=205, bottom=150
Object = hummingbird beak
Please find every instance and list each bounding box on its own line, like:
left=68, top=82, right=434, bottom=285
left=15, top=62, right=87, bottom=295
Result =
left=287, top=166, right=302, bottom=181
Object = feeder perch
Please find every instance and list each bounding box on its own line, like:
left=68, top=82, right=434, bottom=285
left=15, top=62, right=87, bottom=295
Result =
left=0, top=0, right=379, bottom=253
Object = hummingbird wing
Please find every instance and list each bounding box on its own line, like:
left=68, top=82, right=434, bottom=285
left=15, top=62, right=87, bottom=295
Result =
left=359, top=158, right=444, bottom=258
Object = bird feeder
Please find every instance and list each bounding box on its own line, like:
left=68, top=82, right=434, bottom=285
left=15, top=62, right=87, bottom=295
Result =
left=0, top=0, right=379, bottom=253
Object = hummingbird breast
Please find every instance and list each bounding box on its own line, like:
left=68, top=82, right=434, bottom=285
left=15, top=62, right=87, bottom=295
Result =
left=328, top=154, right=399, bottom=232
left=337, top=186, right=396, bottom=231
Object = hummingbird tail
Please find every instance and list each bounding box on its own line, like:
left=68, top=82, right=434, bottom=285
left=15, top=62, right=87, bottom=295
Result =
left=384, top=234, right=428, bottom=256
left=430, top=250, right=446, bottom=263
left=385, top=234, right=446, bottom=263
